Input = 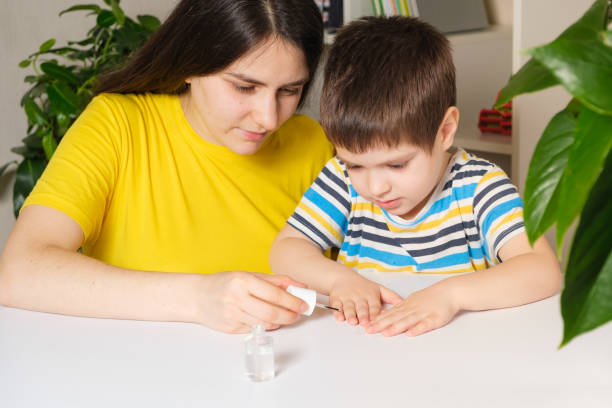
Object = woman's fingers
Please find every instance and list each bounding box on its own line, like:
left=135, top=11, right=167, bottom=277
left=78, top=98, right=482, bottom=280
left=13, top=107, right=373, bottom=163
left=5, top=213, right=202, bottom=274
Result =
left=247, top=274, right=308, bottom=316
left=259, top=273, right=307, bottom=290
left=239, top=287, right=302, bottom=326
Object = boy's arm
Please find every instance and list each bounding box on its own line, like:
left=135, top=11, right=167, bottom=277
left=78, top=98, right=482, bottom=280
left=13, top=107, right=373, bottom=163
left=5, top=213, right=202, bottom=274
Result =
left=270, top=225, right=402, bottom=325
left=445, top=232, right=561, bottom=311
left=366, top=232, right=561, bottom=337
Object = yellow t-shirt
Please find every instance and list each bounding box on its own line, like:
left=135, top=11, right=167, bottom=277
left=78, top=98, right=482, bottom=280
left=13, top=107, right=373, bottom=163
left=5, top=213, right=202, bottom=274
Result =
left=23, top=93, right=333, bottom=274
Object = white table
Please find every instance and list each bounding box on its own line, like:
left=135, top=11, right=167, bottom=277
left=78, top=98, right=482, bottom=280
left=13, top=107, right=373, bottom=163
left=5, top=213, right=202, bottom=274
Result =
left=1, top=272, right=611, bottom=408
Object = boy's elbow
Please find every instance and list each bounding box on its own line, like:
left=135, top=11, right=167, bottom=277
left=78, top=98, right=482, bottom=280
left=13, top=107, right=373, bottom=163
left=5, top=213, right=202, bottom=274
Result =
left=543, top=253, right=563, bottom=297
left=0, top=255, right=16, bottom=307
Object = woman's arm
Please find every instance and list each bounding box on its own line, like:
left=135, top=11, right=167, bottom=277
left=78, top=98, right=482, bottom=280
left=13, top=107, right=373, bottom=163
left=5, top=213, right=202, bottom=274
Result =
left=270, top=224, right=401, bottom=325
left=0, top=205, right=307, bottom=333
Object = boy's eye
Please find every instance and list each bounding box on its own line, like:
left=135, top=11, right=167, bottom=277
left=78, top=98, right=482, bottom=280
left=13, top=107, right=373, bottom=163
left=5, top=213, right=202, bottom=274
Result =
left=388, top=162, right=407, bottom=169
left=346, top=165, right=362, bottom=170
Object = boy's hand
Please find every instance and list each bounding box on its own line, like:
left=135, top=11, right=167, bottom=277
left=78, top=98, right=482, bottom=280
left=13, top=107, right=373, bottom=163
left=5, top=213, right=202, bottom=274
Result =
left=365, top=282, right=459, bottom=337
left=329, top=273, right=402, bottom=326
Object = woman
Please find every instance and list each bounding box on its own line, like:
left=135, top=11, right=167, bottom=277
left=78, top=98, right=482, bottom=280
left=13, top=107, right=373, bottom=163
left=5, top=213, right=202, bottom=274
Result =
left=0, top=0, right=333, bottom=333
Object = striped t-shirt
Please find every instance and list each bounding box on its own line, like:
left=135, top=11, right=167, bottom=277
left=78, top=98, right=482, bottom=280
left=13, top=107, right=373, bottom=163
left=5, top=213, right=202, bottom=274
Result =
left=288, top=148, right=525, bottom=274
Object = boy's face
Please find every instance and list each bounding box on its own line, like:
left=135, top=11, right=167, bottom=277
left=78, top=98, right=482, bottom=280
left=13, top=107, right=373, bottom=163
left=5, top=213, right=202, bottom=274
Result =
left=336, top=110, right=457, bottom=220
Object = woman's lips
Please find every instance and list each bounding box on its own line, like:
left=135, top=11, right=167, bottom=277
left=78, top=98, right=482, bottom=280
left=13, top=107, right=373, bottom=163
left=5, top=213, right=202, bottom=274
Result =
left=241, top=129, right=267, bottom=141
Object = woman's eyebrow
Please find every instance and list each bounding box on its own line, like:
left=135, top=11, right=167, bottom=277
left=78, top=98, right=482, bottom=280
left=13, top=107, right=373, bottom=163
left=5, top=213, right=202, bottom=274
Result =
left=226, top=72, right=308, bottom=87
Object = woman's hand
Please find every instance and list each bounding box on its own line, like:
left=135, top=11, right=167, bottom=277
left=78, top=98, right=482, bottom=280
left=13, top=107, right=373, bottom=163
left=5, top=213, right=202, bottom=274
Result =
left=365, top=281, right=459, bottom=337
left=195, top=271, right=309, bottom=333
left=329, top=273, right=402, bottom=326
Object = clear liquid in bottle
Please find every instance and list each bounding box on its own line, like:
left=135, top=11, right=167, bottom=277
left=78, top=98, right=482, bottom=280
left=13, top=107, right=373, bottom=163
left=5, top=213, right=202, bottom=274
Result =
left=244, top=325, right=275, bottom=381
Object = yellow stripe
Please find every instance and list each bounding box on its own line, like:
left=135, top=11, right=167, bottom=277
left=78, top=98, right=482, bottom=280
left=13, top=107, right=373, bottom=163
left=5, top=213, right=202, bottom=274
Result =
left=331, top=158, right=344, bottom=175
left=478, top=170, right=505, bottom=187
left=353, top=202, right=385, bottom=215
left=298, top=202, right=343, bottom=243
left=385, top=205, right=473, bottom=233
left=490, top=209, right=524, bottom=235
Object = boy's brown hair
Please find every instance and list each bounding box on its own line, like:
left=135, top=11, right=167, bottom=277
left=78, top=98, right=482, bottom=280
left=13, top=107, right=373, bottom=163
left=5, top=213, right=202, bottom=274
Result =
left=321, top=16, right=455, bottom=153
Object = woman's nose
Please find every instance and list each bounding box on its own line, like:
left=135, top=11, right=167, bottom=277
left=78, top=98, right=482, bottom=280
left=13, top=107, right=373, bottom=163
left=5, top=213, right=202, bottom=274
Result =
left=252, top=94, right=279, bottom=131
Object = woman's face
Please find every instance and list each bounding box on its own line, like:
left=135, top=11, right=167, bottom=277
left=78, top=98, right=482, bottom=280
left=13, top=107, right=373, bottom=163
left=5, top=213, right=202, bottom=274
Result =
left=181, top=37, right=309, bottom=155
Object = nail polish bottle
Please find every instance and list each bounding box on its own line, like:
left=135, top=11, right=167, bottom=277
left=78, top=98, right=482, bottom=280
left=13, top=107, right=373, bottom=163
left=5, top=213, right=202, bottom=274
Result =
left=244, top=324, right=274, bottom=381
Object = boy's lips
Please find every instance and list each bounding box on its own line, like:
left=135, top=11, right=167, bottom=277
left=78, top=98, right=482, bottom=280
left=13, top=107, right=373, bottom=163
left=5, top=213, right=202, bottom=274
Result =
left=376, top=198, right=401, bottom=210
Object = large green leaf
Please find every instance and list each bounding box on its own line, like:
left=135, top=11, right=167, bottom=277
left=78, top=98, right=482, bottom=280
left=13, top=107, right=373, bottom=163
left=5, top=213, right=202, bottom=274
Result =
left=527, top=0, right=612, bottom=115
left=47, top=83, right=79, bottom=116
left=59, top=4, right=101, bottom=16
left=13, top=158, right=46, bottom=218
left=523, top=109, right=576, bottom=244
left=24, top=98, right=48, bottom=126
left=40, top=61, right=79, bottom=85
left=560, top=149, right=612, bottom=346
left=496, top=58, right=560, bottom=108
left=556, top=106, right=612, bottom=251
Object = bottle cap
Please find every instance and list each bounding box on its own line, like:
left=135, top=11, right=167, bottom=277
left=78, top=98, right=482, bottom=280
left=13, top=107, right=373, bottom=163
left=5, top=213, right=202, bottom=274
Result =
left=286, top=285, right=316, bottom=316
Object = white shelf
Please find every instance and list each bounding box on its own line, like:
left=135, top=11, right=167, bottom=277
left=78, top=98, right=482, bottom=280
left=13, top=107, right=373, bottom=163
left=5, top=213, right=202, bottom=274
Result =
left=454, top=130, right=512, bottom=155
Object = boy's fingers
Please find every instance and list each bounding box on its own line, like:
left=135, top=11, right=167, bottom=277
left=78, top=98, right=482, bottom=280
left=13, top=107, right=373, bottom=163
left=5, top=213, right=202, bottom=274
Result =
left=368, top=299, right=382, bottom=321
left=331, top=299, right=345, bottom=321
left=355, top=300, right=370, bottom=325
left=382, top=313, right=422, bottom=337
left=406, top=318, right=433, bottom=337
left=380, top=286, right=403, bottom=305
left=342, top=300, right=358, bottom=325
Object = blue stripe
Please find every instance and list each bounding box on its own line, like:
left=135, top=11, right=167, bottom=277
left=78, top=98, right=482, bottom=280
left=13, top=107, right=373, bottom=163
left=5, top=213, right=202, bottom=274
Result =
left=493, top=221, right=525, bottom=261
left=314, top=177, right=351, bottom=214
left=481, top=197, right=524, bottom=238
left=418, top=251, right=473, bottom=270
left=303, top=188, right=348, bottom=232
left=342, top=243, right=418, bottom=266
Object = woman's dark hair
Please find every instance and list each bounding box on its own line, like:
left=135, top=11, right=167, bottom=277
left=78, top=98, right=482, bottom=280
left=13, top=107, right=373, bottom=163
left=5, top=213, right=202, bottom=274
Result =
left=321, top=16, right=456, bottom=153
left=96, top=0, right=323, bottom=107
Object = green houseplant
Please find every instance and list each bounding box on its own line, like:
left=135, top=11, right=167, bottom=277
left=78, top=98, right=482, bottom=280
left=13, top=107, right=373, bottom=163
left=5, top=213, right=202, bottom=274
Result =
left=0, top=0, right=160, bottom=217
left=496, top=0, right=612, bottom=346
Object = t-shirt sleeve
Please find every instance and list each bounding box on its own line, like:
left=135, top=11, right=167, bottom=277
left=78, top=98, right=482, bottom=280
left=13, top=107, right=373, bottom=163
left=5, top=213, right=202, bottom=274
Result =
left=472, top=165, right=525, bottom=264
left=287, top=158, right=351, bottom=250
left=22, top=94, right=122, bottom=245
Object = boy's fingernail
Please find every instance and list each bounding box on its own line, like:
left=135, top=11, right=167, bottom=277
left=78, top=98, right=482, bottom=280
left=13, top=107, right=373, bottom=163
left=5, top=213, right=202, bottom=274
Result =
left=300, top=302, right=308, bottom=313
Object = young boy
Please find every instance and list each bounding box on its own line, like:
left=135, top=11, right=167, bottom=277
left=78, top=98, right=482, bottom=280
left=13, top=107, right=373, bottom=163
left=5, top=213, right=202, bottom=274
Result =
left=269, top=17, right=561, bottom=337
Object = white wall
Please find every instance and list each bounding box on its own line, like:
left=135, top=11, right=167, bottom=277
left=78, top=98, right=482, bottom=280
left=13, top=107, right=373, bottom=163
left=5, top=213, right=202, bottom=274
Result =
left=0, top=0, right=176, bottom=249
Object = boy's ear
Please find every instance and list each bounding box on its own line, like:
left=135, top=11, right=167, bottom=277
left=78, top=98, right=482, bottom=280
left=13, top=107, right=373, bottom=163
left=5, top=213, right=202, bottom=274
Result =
left=437, top=107, right=459, bottom=151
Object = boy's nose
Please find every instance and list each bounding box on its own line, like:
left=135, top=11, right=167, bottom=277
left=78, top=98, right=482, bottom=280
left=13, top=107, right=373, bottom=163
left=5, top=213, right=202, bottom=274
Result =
left=367, top=172, right=391, bottom=197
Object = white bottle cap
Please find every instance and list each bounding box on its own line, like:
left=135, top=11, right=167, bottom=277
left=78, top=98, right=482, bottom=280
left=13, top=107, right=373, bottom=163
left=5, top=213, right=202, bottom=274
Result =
left=286, top=285, right=316, bottom=316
